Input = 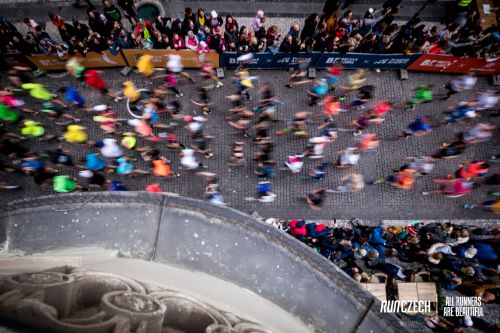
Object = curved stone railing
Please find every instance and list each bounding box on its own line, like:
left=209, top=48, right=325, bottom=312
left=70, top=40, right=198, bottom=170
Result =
left=0, top=192, right=408, bottom=333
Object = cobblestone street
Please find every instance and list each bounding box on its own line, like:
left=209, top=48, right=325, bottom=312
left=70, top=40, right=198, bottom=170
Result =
left=1, top=68, right=499, bottom=223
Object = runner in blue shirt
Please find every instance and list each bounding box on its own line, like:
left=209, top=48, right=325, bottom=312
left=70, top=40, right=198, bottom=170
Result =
left=59, top=86, right=86, bottom=108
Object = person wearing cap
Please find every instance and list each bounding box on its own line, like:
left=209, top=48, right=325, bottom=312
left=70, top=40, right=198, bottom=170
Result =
left=209, top=10, right=223, bottom=29
left=358, top=7, right=391, bottom=36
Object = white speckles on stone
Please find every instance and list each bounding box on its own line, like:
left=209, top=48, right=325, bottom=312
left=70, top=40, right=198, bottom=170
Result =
left=61, top=225, right=64, bottom=228
left=234, top=242, right=238, bottom=246
left=184, top=219, right=189, bottom=223
left=63, top=211, right=68, bottom=215
left=193, top=233, right=199, bottom=238
left=244, top=236, right=248, bottom=240
left=201, top=241, right=205, bottom=245
left=105, top=223, right=109, bottom=227
left=96, top=211, right=100, bottom=215
left=215, top=243, right=219, bottom=247
left=81, top=234, right=85, bottom=238
left=14, top=224, right=17, bottom=227
left=277, top=265, right=280, bottom=269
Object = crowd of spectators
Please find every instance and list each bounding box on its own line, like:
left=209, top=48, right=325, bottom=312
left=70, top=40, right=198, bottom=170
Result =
left=268, top=218, right=499, bottom=331
left=0, top=0, right=498, bottom=59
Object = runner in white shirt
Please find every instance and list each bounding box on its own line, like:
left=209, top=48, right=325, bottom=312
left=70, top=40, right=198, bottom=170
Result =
left=443, top=73, right=477, bottom=100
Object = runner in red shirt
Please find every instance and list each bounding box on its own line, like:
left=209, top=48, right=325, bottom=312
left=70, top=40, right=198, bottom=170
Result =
left=84, top=70, right=117, bottom=98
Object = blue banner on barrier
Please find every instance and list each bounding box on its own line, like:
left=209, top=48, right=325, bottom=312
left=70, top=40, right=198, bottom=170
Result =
left=220, top=52, right=321, bottom=69
left=314, top=53, right=420, bottom=69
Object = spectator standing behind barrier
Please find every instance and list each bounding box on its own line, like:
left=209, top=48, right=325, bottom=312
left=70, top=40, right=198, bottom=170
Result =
left=322, top=0, right=341, bottom=18
left=102, top=1, right=121, bottom=23
left=118, top=0, right=138, bottom=26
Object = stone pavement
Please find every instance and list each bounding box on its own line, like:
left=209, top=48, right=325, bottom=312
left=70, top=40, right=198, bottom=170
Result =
left=0, top=68, right=499, bottom=224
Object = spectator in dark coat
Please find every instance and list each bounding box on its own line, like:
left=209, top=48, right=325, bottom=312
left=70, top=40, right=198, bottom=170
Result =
left=118, top=0, right=138, bottom=25
left=87, top=10, right=106, bottom=36
left=225, top=15, right=238, bottom=32
left=279, top=34, right=294, bottom=53
left=72, top=19, right=90, bottom=41
left=225, top=25, right=239, bottom=51
left=155, top=16, right=172, bottom=37
left=182, top=8, right=196, bottom=34
left=301, top=13, right=320, bottom=43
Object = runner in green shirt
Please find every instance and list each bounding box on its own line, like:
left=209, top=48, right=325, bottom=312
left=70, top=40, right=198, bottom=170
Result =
left=66, top=57, right=86, bottom=80
left=405, top=85, right=433, bottom=111
left=21, top=83, right=67, bottom=107
left=53, top=175, right=78, bottom=193
left=0, top=104, right=21, bottom=123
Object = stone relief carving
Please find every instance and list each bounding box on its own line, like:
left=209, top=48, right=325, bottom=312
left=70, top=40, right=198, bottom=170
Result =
left=0, top=267, right=274, bottom=333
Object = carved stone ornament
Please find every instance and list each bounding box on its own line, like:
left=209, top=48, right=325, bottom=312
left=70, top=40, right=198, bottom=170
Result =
left=0, top=267, right=275, bottom=333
